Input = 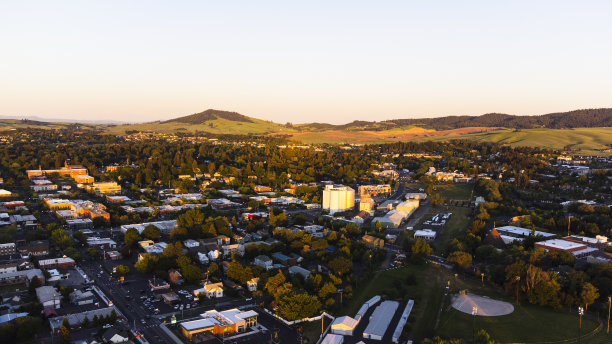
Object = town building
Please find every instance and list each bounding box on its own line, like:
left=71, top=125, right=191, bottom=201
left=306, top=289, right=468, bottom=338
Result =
left=26, top=161, right=88, bottom=180
left=193, top=282, right=224, bottom=298
left=36, top=286, right=61, bottom=309
left=0, top=243, right=16, bottom=255
left=362, top=235, right=384, bottom=249
left=246, top=277, right=259, bottom=292
left=358, top=184, right=391, bottom=196
left=86, top=182, right=122, bottom=195
left=359, top=195, right=375, bottom=214
left=21, top=240, right=49, bottom=257
left=180, top=309, right=258, bottom=340
left=0, top=269, right=45, bottom=286
left=535, top=239, right=598, bottom=258
left=38, top=256, right=76, bottom=269
left=322, top=185, right=355, bottom=214
left=253, top=255, right=273, bottom=270
left=414, top=229, right=437, bottom=241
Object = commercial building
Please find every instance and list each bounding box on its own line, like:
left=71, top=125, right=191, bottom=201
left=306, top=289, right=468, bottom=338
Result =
left=392, top=300, right=414, bottom=343
left=38, top=256, right=76, bottom=269
left=331, top=316, right=359, bottom=336
left=396, top=199, right=419, bottom=214
left=121, top=220, right=177, bottom=235
left=321, top=333, right=344, bottom=344
left=535, top=239, right=598, bottom=258
left=0, top=243, right=16, bottom=255
left=86, top=182, right=122, bottom=195
left=0, top=269, right=45, bottom=286
left=372, top=210, right=410, bottom=229
left=495, top=226, right=556, bottom=244
left=322, top=185, right=355, bottom=214
left=358, top=184, right=391, bottom=196
left=414, top=229, right=437, bottom=241
left=21, top=240, right=49, bottom=257
left=31, top=179, right=58, bottom=192
left=49, top=306, right=120, bottom=333
left=66, top=218, right=93, bottom=231
left=359, top=195, right=375, bottom=214
left=26, top=162, right=88, bottom=180
left=180, top=309, right=258, bottom=340
left=73, top=175, right=94, bottom=184
left=363, top=300, right=399, bottom=340
left=36, top=286, right=61, bottom=309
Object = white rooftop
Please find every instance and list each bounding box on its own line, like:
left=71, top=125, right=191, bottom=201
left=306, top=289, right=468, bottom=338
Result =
left=537, top=239, right=586, bottom=251
left=363, top=300, right=399, bottom=339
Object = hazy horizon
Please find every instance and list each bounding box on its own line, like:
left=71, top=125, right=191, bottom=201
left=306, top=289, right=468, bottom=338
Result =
left=1, top=1, right=611, bottom=124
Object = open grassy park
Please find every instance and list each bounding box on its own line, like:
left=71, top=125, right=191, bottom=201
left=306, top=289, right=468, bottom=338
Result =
left=333, top=261, right=611, bottom=343
left=438, top=304, right=600, bottom=343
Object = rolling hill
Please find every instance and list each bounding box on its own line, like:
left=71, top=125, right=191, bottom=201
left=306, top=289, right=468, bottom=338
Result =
left=2, top=108, right=612, bottom=154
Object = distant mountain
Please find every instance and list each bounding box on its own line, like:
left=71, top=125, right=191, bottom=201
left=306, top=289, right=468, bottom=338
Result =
left=381, top=108, right=612, bottom=130
left=161, top=109, right=254, bottom=124
left=0, top=115, right=125, bottom=125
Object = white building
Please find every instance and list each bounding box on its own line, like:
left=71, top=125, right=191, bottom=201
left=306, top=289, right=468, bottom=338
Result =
left=193, top=282, right=224, bottom=298
left=36, top=286, right=61, bottom=309
left=414, top=229, right=437, bottom=241
left=247, top=277, right=259, bottom=292
left=253, top=255, right=273, bottom=270
left=322, top=185, right=355, bottom=214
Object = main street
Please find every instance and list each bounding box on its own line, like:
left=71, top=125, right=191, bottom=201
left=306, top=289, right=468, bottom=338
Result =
left=80, top=260, right=172, bottom=344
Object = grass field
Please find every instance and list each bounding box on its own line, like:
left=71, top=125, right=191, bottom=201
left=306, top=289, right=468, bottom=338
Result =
left=416, top=127, right=612, bottom=156
left=432, top=184, right=474, bottom=201
left=435, top=206, right=472, bottom=254
left=437, top=305, right=599, bottom=343
left=300, top=316, right=332, bottom=343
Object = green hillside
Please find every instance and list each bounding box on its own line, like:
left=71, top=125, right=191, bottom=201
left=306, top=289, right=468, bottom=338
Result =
left=109, top=116, right=291, bottom=135
left=0, top=119, right=101, bottom=131
left=416, top=127, right=612, bottom=155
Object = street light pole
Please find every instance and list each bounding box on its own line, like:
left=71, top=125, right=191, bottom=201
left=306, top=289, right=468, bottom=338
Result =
left=606, top=296, right=612, bottom=333
left=472, top=306, right=478, bottom=342
left=515, top=276, right=520, bottom=305
left=578, top=306, right=584, bottom=344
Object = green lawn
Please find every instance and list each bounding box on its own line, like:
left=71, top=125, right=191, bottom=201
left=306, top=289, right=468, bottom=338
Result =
left=437, top=305, right=600, bottom=343
left=435, top=206, right=472, bottom=254
left=300, top=316, right=332, bottom=343
left=432, top=184, right=474, bottom=201
left=0, top=283, right=27, bottom=293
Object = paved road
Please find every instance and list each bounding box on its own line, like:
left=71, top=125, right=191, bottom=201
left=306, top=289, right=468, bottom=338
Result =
left=80, top=261, right=171, bottom=344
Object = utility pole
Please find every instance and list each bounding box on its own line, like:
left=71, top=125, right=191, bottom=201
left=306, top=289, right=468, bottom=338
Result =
left=321, top=313, right=324, bottom=334
left=567, top=215, right=572, bottom=236
left=472, top=306, right=477, bottom=344
left=606, top=296, right=612, bottom=333
left=481, top=273, right=485, bottom=286
left=515, top=276, right=520, bottom=305
left=579, top=306, right=584, bottom=344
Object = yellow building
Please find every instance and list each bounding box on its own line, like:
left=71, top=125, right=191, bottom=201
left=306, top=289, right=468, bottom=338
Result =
left=86, top=182, right=121, bottom=195
left=26, top=161, right=88, bottom=179
left=358, top=184, right=391, bottom=196
left=359, top=195, right=375, bottom=213
left=73, top=175, right=94, bottom=184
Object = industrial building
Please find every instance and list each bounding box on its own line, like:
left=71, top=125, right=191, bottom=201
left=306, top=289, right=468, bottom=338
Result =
left=363, top=300, right=399, bottom=340
left=322, top=185, right=355, bottom=214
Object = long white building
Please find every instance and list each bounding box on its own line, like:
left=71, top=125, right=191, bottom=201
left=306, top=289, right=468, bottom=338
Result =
left=322, top=185, right=355, bottom=214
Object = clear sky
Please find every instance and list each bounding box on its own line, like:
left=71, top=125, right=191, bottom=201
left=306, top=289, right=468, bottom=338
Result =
left=1, top=1, right=611, bottom=124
